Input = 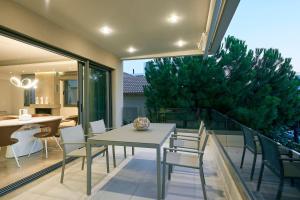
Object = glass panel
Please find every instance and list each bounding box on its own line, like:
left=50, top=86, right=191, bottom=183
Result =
left=89, top=66, right=109, bottom=125
left=22, top=74, right=36, bottom=106
left=64, top=80, right=78, bottom=106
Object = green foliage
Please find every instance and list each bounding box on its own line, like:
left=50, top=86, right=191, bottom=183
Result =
left=144, top=36, right=300, bottom=135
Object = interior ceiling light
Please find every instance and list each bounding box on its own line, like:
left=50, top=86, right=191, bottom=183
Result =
left=10, top=76, right=38, bottom=89
left=175, top=40, right=187, bottom=47
left=99, top=26, right=113, bottom=35
left=127, top=47, right=137, bottom=53
left=167, top=14, right=180, bottom=24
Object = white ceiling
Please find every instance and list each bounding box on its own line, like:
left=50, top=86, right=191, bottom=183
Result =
left=14, top=0, right=211, bottom=59
left=0, top=35, right=70, bottom=66
left=0, top=60, right=78, bottom=75
left=0, top=35, right=75, bottom=75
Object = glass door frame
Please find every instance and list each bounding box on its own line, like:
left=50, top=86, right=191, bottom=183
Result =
left=81, top=61, right=112, bottom=132
left=0, top=26, right=113, bottom=196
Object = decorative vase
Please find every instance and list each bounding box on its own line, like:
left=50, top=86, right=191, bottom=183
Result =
left=133, top=117, right=150, bottom=131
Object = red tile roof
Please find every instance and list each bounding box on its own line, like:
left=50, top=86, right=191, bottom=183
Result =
left=123, top=73, right=148, bottom=94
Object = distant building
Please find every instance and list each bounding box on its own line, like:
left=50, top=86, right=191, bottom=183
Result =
left=123, top=73, right=149, bottom=123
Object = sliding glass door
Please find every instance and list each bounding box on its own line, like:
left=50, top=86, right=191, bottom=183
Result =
left=88, top=64, right=111, bottom=127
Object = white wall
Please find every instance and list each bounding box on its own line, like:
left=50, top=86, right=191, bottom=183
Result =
left=112, top=64, right=123, bottom=127
left=0, top=73, right=24, bottom=115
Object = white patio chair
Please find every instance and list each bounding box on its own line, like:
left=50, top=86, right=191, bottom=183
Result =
left=60, top=125, right=109, bottom=183
left=90, top=119, right=134, bottom=168
left=171, top=121, right=205, bottom=150
left=162, top=127, right=210, bottom=200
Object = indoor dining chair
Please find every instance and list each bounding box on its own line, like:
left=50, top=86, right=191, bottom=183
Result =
left=28, top=118, right=62, bottom=158
left=162, top=127, right=210, bottom=200
left=60, top=125, right=109, bottom=183
left=0, top=125, right=22, bottom=167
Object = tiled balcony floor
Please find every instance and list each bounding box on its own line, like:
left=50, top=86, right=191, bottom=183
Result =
left=3, top=139, right=227, bottom=200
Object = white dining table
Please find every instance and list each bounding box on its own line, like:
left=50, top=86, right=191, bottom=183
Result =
left=0, top=116, right=62, bottom=157
left=86, top=123, right=176, bottom=200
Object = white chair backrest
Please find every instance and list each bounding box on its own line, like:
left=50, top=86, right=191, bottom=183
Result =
left=198, top=121, right=204, bottom=136
left=60, top=125, right=85, bottom=154
left=90, top=119, right=106, bottom=134
left=199, top=127, right=209, bottom=152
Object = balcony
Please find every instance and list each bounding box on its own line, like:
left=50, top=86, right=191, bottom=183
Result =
left=2, top=108, right=298, bottom=200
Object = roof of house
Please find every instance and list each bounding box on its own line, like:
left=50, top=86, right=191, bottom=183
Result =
left=123, top=73, right=148, bottom=94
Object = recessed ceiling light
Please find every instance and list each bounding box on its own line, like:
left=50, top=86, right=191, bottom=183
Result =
left=167, top=14, right=180, bottom=24
left=127, top=46, right=137, bottom=53
left=175, top=40, right=187, bottom=47
left=99, top=26, right=113, bottom=35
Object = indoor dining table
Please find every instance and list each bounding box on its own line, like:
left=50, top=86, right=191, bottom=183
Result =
left=0, top=116, right=63, bottom=157
left=86, top=123, right=176, bottom=200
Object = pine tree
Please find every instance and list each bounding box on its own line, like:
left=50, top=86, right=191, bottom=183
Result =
left=144, top=36, right=300, bottom=140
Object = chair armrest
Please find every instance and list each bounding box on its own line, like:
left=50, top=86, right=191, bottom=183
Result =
left=61, top=142, right=86, bottom=145
left=170, top=136, right=200, bottom=142
left=163, top=147, right=203, bottom=155
left=281, top=158, right=300, bottom=162
left=174, top=132, right=198, bottom=135
left=172, top=134, right=200, bottom=139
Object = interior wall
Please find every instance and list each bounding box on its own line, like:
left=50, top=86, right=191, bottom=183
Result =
left=0, top=74, right=13, bottom=114
left=0, top=73, right=24, bottom=115
left=11, top=82, right=25, bottom=115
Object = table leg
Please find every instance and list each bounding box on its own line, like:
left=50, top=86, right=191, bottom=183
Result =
left=156, top=147, right=161, bottom=200
left=112, top=145, right=116, bottom=168
left=87, top=142, right=92, bottom=195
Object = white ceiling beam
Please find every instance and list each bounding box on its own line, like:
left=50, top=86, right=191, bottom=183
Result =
left=122, top=50, right=203, bottom=60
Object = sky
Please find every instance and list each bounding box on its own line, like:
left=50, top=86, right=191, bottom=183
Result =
left=123, top=0, right=300, bottom=74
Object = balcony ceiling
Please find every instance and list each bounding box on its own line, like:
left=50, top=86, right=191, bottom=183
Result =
left=14, top=0, right=214, bottom=59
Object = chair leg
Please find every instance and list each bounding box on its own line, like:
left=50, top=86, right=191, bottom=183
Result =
left=250, top=153, right=257, bottom=181
left=60, top=157, right=66, bottom=183
left=162, top=151, right=167, bottom=199
left=81, top=157, right=85, bottom=170
left=11, top=146, right=20, bottom=168
left=28, top=139, right=37, bottom=157
left=276, top=178, right=284, bottom=200
left=105, top=148, right=110, bottom=173
left=199, top=165, right=207, bottom=200
left=290, top=178, right=295, bottom=186
left=112, top=145, right=116, bottom=168
left=257, top=162, right=265, bottom=191
left=168, top=164, right=172, bottom=180
left=240, top=146, right=246, bottom=168
left=45, top=139, right=48, bottom=158
left=124, top=146, right=127, bottom=158
left=132, top=147, right=134, bottom=155
left=54, top=137, right=63, bottom=151
left=200, top=163, right=206, bottom=185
